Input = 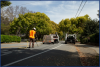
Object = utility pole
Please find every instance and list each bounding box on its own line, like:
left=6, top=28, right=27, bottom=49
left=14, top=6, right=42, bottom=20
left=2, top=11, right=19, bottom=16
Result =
left=97, top=10, right=99, bottom=23
left=97, top=10, right=99, bottom=18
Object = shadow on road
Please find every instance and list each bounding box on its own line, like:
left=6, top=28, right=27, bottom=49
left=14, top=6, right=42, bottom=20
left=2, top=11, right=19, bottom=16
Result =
left=75, top=44, right=99, bottom=48
left=1, top=46, right=99, bottom=66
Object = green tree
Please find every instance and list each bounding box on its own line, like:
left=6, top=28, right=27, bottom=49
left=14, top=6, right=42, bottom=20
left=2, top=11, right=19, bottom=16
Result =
left=69, top=18, right=78, bottom=34
left=50, top=21, right=58, bottom=34
left=80, top=18, right=99, bottom=44
left=1, top=1, right=11, bottom=8
left=10, top=12, right=52, bottom=39
left=59, top=18, right=71, bottom=33
left=82, top=19, right=99, bottom=36
left=1, top=16, right=11, bottom=35
left=1, top=23, right=10, bottom=35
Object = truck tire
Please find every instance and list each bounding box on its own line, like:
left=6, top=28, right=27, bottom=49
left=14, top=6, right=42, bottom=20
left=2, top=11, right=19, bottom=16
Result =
left=52, top=42, right=54, bottom=44
left=65, top=40, right=67, bottom=44
left=74, top=42, right=75, bottom=44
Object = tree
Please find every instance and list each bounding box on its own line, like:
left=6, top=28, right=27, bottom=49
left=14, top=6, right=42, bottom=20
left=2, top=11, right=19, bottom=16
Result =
left=59, top=18, right=71, bottom=33
left=1, top=23, right=10, bottom=35
left=73, top=14, right=90, bottom=34
left=82, top=19, right=99, bottom=36
left=80, top=18, right=99, bottom=44
left=10, top=12, right=52, bottom=39
left=58, top=14, right=91, bottom=34
left=59, top=19, right=65, bottom=32
left=1, top=15, right=11, bottom=35
left=50, top=21, right=58, bottom=34
left=1, top=1, right=11, bottom=8
left=69, top=18, right=78, bottom=34
left=1, top=5, right=34, bottom=21
left=1, top=5, right=33, bottom=35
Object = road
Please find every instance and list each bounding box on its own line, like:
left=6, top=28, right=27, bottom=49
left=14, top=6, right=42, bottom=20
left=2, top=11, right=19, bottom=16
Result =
left=1, top=41, right=82, bottom=66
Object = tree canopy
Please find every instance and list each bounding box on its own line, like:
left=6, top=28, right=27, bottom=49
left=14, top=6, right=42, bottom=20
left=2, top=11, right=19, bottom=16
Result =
left=1, top=1, right=11, bottom=8
left=58, top=14, right=91, bottom=34
left=10, top=12, right=54, bottom=39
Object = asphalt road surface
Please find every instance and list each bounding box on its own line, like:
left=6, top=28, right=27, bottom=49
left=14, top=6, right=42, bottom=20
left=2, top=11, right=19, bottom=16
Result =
left=1, top=41, right=82, bottom=66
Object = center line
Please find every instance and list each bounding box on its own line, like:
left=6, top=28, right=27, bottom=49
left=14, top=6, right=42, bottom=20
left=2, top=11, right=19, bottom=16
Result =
left=3, top=44, right=63, bottom=66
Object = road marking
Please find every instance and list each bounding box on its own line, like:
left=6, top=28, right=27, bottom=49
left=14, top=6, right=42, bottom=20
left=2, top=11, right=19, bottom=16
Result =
left=3, top=44, right=63, bottom=66
left=1, top=51, right=12, bottom=56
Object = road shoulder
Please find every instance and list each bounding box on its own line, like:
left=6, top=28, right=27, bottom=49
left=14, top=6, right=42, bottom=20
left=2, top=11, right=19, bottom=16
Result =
left=75, top=43, right=99, bottom=66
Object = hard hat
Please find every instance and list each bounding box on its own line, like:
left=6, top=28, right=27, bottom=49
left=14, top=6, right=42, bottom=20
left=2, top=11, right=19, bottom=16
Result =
left=33, top=27, right=36, bottom=30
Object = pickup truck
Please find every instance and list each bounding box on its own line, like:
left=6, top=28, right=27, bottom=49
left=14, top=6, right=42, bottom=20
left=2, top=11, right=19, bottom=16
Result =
left=43, top=33, right=59, bottom=44
left=65, top=34, right=76, bottom=44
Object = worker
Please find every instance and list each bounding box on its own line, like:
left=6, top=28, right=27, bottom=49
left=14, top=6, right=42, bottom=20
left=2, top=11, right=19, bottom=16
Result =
left=29, top=27, right=36, bottom=48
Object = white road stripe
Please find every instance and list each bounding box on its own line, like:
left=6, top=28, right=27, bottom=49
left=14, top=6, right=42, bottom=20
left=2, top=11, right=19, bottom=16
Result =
left=3, top=44, right=63, bottom=66
left=1, top=52, right=12, bottom=56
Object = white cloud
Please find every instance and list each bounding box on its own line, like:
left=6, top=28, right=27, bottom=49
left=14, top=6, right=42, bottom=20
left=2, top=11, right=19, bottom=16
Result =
left=62, top=1, right=65, bottom=4
left=72, top=1, right=76, bottom=4
left=86, top=1, right=97, bottom=4
left=45, top=1, right=99, bottom=24
left=67, top=1, right=77, bottom=4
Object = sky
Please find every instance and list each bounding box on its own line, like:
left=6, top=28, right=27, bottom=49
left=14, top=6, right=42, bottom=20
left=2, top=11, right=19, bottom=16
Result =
left=9, top=1, right=99, bottom=24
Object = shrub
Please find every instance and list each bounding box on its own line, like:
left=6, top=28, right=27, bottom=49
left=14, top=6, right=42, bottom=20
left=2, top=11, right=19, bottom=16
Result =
left=1, top=35, right=21, bottom=43
left=90, top=32, right=99, bottom=43
left=80, top=37, right=88, bottom=44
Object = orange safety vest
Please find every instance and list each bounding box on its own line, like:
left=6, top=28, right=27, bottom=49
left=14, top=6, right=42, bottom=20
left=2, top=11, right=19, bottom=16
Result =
left=29, top=30, right=36, bottom=38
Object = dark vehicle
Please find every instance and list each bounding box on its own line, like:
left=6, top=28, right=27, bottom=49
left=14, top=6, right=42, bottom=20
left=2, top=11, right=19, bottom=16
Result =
left=65, top=34, right=76, bottom=44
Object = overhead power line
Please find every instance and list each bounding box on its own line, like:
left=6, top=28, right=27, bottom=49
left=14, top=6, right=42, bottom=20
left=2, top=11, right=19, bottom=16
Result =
left=77, top=0, right=87, bottom=17
left=75, top=0, right=83, bottom=18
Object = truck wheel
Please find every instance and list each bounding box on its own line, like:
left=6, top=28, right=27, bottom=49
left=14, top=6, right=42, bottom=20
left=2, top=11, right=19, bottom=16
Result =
left=52, top=42, right=54, bottom=44
left=65, top=40, right=67, bottom=44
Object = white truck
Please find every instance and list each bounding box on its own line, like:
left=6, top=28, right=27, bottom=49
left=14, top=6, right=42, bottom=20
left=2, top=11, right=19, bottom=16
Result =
left=65, top=34, right=76, bottom=44
left=43, top=33, right=59, bottom=44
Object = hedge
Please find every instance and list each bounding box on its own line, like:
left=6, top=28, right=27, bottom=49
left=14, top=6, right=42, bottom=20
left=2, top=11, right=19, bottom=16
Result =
left=89, top=32, right=99, bottom=43
left=80, top=32, right=99, bottom=44
left=1, top=35, right=21, bottom=43
left=81, top=37, right=88, bottom=44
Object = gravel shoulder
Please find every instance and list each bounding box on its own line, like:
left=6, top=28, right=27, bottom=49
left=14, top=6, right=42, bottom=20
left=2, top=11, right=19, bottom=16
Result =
left=75, top=43, right=99, bottom=66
